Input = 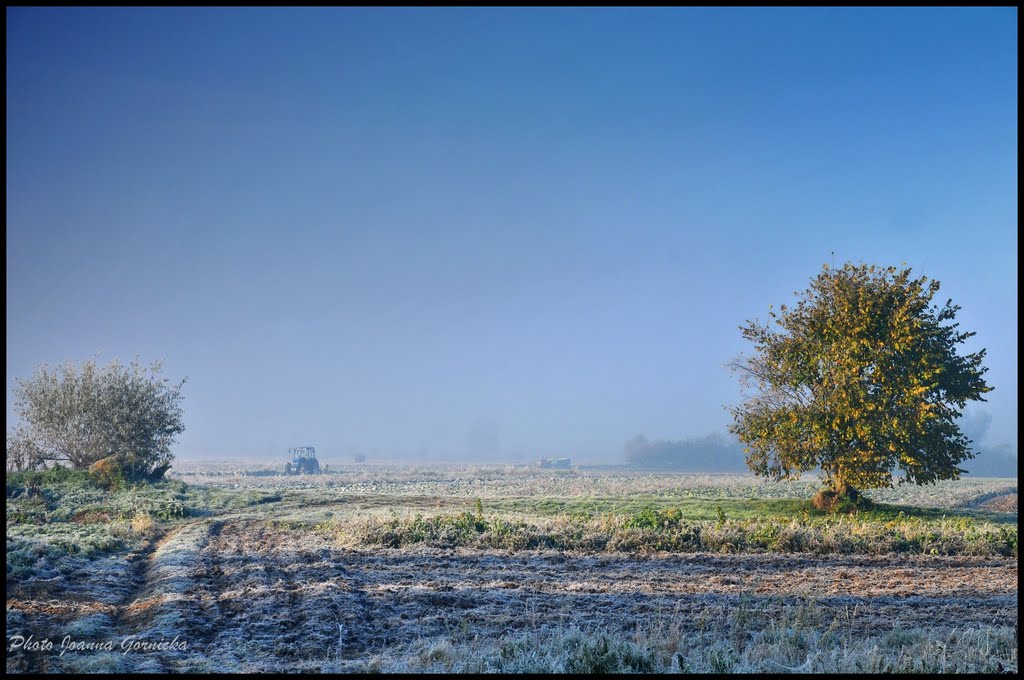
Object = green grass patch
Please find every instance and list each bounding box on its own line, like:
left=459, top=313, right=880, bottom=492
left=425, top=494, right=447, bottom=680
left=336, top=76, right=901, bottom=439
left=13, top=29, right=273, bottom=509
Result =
left=332, top=503, right=1017, bottom=556
left=487, top=494, right=1016, bottom=526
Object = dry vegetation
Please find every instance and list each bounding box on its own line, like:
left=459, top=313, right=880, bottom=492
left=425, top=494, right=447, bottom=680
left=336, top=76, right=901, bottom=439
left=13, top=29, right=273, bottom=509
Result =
left=6, top=464, right=1018, bottom=673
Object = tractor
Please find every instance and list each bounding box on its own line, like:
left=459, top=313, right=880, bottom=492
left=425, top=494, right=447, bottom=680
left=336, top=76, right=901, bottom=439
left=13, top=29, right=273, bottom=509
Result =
left=284, top=446, right=321, bottom=475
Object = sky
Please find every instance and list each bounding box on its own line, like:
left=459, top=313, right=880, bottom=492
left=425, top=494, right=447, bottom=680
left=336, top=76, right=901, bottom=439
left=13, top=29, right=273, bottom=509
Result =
left=6, top=7, right=1018, bottom=463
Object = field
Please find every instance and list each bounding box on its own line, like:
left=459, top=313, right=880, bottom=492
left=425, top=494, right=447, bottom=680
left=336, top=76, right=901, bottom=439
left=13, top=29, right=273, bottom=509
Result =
left=6, top=464, right=1018, bottom=673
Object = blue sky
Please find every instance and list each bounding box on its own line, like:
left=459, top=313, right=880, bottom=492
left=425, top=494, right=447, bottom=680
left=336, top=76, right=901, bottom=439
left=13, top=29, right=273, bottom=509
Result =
left=6, top=8, right=1017, bottom=462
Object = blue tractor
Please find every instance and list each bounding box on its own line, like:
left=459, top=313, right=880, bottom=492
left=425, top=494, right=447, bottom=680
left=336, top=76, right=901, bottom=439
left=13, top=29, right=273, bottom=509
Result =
left=284, top=446, right=321, bottom=475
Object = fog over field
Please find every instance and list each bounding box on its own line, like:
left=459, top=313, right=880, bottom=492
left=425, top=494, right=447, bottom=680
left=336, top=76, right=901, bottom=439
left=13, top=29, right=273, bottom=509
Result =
left=6, top=8, right=1018, bottom=469
left=173, top=407, right=1017, bottom=478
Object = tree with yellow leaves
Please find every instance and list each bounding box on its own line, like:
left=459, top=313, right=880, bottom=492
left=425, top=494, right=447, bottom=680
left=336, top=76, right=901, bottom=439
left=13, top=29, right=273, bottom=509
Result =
left=728, top=263, right=993, bottom=509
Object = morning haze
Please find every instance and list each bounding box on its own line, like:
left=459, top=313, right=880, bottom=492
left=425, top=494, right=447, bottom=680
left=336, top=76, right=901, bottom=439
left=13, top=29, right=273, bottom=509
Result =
left=6, top=7, right=1017, bottom=466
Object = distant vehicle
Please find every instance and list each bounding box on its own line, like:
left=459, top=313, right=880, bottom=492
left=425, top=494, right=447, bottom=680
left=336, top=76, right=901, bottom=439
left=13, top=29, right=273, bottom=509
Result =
left=538, top=457, right=572, bottom=469
left=284, top=446, right=321, bottom=475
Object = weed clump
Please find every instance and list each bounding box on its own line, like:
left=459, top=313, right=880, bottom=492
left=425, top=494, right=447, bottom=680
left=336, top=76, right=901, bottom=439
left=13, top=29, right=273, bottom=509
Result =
left=811, top=485, right=873, bottom=514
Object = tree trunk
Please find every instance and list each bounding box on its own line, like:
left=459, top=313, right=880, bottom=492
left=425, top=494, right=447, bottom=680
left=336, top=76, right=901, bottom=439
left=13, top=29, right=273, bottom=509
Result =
left=811, top=477, right=862, bottom=513
left=832, top=479, right=861, bottom=503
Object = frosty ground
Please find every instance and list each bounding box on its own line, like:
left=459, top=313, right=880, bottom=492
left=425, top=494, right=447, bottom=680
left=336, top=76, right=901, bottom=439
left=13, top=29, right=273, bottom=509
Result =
left=6, top=466, right=1018, bottom=673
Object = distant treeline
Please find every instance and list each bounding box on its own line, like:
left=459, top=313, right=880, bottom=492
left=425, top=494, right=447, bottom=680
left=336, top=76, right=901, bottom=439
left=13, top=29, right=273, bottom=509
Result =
left=623, top=432, right=1017, bottom=478
left=961, top=444, right=1018, bottom=478
left=623, top=433, right=747, bottom=472
left=957, top=411, right=1018, bottom=478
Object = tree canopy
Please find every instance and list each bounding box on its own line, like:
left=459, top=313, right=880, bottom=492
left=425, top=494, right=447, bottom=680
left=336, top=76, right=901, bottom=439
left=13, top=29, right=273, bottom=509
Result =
left=728, top=263, right=992, bottom=492
left=7, top=358, right=186, bottom=479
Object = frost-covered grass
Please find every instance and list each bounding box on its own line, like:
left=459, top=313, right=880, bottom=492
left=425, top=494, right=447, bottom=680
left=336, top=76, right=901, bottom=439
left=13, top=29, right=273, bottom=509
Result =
left=158, top=464, right=1020, bottom=556
left=329, top=612, right=1018, bottom=674
left=7, top=466, right=1016, bottom=575
left=171, top=461, right=1015, bottom=507
left=5, top=468, right=279, bottom=587
left=6, top=464, right=1017, bottom=673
